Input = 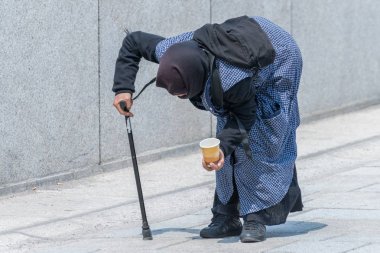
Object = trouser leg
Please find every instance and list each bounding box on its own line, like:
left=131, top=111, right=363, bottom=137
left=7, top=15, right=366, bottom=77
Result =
left=211, top=186, right=239, bottom=217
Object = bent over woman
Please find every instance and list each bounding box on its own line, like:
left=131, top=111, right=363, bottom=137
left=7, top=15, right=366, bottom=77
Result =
left=112, top=16, right=303, bottom=243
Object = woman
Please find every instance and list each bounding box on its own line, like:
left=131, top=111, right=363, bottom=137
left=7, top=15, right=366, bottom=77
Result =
left=113, top=16, right=303, bottom=243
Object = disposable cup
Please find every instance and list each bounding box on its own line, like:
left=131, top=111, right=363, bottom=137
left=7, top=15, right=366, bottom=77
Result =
left=199, top=138, right=220, bottom=164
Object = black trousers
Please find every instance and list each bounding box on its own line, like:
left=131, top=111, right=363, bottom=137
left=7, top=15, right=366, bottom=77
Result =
left=212, top=161, right=303, bottom=226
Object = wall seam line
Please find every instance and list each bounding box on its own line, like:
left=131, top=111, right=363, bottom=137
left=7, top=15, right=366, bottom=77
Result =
left=97, top=0, right=102, bottom=165
left=290, top=0, right=293, bottom=36
left=210, top=0, right=212, bottom=23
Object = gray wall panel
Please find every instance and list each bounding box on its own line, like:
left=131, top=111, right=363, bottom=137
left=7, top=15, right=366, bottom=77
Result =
left=293, top=0, right=380, bottom=117
left=0, top=0, right=99, bottom=184
left=99, top=0, right=211, bottom=163
left=211, top=0, right=291, bottom=32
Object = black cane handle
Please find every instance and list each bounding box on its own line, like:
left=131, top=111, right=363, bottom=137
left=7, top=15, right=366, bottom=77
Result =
left=119, top=101, right=129, bottom=112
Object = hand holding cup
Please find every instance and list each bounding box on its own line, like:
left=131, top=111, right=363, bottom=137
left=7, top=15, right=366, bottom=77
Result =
left=200, top=138, right=224, bottom=171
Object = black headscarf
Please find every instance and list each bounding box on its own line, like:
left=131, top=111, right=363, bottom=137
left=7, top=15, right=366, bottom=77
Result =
left=156, top=40, right=209, bottom=99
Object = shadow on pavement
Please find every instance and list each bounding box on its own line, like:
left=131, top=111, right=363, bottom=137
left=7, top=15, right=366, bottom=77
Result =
left=152, top=227, right=200, bottom=236
left=266, top=220, right=327, bottom=238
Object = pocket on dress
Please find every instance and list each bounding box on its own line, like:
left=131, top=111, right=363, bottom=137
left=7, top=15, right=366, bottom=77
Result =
left=250, top=104, right=288, bottom=159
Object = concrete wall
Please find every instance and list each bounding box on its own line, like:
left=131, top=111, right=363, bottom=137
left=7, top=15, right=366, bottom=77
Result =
left=1, top=0, right=380, bottom=191
left=0, top=0, right=99, bottom=188
left=293, top=0, right=380, bottom=116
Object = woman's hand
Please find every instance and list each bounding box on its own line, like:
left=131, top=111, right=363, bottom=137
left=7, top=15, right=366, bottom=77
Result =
left=113, top=92, right=134, bottom=117
left=202, top=150, right=225, bottom=171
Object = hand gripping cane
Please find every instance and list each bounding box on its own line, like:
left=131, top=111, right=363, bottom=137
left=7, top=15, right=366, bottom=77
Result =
left=119, top=100, right=153, bottom=240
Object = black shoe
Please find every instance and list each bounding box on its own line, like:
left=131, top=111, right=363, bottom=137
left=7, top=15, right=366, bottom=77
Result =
left=200, top=213, right=242, bottom=238
left=240, top=220, right=266, bottom=243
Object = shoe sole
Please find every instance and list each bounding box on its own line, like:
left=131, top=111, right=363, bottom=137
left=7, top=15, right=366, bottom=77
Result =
left=240, top=235, right=266, bottom=243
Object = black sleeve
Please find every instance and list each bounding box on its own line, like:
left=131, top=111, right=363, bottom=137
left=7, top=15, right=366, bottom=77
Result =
left=112, top=31, right=165, bottom=94
left=216, top=77, right=257, bottom=157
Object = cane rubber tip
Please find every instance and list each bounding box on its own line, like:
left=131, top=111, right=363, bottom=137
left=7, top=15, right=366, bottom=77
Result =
left=142, top=228, right=153, bottom=240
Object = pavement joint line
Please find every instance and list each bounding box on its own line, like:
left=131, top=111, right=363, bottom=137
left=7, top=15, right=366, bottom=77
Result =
left=87, top=249, right=102, bottom=253
left=156, top=238, right=194, bottom=251
left=319, top=233, right=348, bottom=242
left=348, top=182, right=379, bottom=192
left=297, top=134, right=380, bottom=161
left=340, top=242, right=372, bottom=253
left=15, top=231, right=50, bottom=241
left=301, top=158, right=380, bottom=183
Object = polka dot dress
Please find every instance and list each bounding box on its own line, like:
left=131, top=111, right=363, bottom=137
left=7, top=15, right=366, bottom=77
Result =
left=156, top=16, right=303, bottom=216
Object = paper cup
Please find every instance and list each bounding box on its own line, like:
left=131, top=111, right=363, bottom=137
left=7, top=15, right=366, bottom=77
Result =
left=200, top=138, right=220, bottom=164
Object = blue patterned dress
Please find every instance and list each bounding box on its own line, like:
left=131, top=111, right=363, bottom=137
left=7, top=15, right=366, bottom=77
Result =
left=155, top=16, right=303, bottom=216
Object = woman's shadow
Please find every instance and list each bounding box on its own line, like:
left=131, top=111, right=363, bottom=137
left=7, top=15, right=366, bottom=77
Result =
left=152, top=220, right=327, bottom=244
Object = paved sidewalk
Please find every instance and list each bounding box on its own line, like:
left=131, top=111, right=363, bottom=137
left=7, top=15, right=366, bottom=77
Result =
left=1, top=105, right=380, bottom=253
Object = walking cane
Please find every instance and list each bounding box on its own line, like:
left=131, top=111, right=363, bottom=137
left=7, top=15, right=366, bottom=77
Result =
left=119, top=100, right=153, bottom=240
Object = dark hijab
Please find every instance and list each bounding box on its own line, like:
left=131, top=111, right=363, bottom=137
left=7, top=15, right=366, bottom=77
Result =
left=156, top=41, right=209, bottom=99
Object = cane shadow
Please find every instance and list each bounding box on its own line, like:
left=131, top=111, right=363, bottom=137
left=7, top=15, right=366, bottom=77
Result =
left=152, top=227, right=200, bottom=237
left=217, top=221, right=327, bottom=244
